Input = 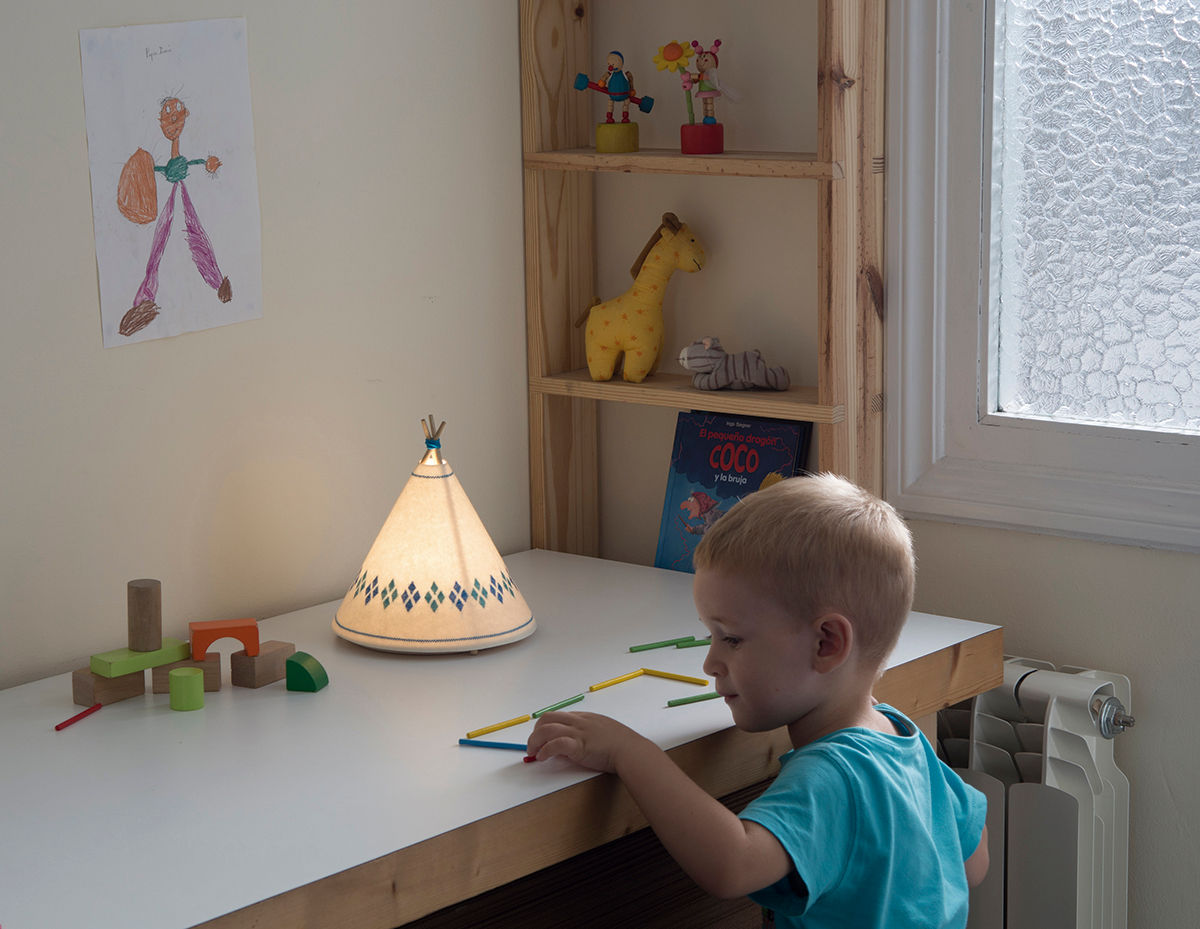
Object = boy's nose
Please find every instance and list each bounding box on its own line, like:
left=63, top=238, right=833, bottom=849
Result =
left=701, top=648, right=721, bottom=679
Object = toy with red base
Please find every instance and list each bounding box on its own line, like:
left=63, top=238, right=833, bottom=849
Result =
left=655, top=39, right=732, bottom=155
left=574, top=51, right=654, bottom=153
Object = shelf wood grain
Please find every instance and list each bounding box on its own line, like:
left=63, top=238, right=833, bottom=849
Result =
left=524, top=148, right=841, bottom=180
left=530, top=370, right=843, bottom=424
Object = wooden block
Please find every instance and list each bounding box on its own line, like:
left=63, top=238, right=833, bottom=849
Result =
left=168, top=668, right=205, bottom=711
left=90, top=637, right=190, bottom=678
left=151, top=653, right=222, bottom=693
left=286, top=651, right=329, bottom=692
left=189, top=617, right=259, bottom=661
left=72, top=666, right=145, bottom=707
left=127, top=578, right=162, bottom=652
left=231, top=640, right=295, bottom=688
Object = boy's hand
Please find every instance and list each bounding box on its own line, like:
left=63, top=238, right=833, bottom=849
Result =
left=526, top=711, right=648, bottom=772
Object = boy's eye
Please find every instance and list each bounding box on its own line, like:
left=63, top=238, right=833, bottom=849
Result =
left=722, top=636, right=742, bottom=647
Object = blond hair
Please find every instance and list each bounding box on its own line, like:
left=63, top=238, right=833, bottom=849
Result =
left=692, top=473, right=915, bottom=668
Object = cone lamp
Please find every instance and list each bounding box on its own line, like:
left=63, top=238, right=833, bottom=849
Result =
left=333, top=417, right=535, bottom=653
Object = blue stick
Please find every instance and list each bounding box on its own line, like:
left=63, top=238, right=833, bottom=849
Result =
left=458, top=738, right=528, bottom=751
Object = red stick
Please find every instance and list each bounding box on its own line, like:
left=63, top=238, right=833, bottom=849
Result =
left=55, top=703, right=102, bottom=731
left=523, top=755, right=539, bottom=763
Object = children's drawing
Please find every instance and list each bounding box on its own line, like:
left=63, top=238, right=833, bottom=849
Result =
left=117, top=97, right=232, bottom=336
left=81, top=19, right=262, bottom=347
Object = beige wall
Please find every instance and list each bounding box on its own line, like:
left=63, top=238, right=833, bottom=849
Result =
left=0, top=0, right=530, bottom=689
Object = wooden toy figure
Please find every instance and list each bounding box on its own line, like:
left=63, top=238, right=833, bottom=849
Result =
left=573, top=51, right=654, bottom=153
left=679, top=39, right=731, bottom=155
left=576, top=212, right=705, bottom=383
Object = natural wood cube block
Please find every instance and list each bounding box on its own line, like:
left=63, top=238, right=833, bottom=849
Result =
left=231, top=640, right=295, bottom=688
left=151, top=653, right=222, bottom=693
left=72, top=667, right=145, bottom=707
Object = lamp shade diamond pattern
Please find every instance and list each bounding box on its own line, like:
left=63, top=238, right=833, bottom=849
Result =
left=332, top=418, right=535, bottom=653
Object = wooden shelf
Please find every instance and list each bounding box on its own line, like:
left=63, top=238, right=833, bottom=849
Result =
left=524, top=148, right=840, bottom=180
left=529, top=370, right=843, bottom=424
left=520, top=0, right=886, bottom=553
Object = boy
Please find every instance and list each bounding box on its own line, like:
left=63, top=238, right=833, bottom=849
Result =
left=527, top=474, right=989, bottom=928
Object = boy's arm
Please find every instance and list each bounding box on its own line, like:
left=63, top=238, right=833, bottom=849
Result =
left=965, top=824, right=990, bottom=887
left=528, top=711, right=792, bottom=899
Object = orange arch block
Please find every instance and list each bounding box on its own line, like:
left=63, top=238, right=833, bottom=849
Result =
left=190, top=618, right=260, bottom=661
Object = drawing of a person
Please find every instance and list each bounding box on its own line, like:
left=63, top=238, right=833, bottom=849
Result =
left=679, top=491, right=723, bottom=535
left=117, top=97, right=231, bottom=337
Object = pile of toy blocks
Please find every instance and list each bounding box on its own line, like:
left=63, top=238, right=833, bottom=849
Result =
left=71, top=578, right=327, bottom=711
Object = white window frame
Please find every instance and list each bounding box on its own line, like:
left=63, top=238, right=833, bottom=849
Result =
left=885, top=0, right=1200, bottom=552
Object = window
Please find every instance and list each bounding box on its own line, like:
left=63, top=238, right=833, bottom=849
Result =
left=885, top=0, right=1200, bottom=551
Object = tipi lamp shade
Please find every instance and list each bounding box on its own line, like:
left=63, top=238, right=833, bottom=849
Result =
left=333, top=417, right=535, bottom=653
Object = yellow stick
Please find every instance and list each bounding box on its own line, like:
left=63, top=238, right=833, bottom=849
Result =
left=466, top=714, right=532, bottom=739
left=588, top=669, right=645, bottom=692
left=642, top=669, right=708, bottom=686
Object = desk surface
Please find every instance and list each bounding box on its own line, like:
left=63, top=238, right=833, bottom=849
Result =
left=0, top=551, right=1002, bottom=929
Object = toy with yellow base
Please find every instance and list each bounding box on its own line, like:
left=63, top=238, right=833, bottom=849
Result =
left=576, top=212, right=705, bottom=383
left=574, top=51, right=654, bottom=154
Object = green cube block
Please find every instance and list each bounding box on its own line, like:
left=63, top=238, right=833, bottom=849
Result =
left=90, top=637, right=191, bottom=678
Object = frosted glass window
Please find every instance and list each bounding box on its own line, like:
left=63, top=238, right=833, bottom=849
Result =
left=990, top=1, right=1200, bottom=432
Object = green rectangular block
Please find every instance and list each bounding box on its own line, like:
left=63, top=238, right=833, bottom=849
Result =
left=90, top=637, right=191, bottom=678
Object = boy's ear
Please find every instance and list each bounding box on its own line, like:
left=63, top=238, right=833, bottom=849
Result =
left=811, top=613, right=853, bottom=672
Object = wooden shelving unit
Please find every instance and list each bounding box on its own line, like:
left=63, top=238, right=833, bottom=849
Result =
left=520, top=0, right=885, bottom=555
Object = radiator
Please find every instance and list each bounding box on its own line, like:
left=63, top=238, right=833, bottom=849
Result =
left=937, top=657, right=1134, bottom=929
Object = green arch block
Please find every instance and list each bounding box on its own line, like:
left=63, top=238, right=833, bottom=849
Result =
left=285, top=652, right=329, bottom=692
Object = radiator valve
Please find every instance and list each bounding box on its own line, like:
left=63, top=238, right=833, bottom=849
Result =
left=1092, top=695, right=1135, bottom=738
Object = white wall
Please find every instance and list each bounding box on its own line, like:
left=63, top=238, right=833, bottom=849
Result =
left=0, top=0, right=530, bottom=689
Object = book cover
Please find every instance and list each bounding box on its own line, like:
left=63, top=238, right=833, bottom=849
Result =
left=654, top=412, right=813, bottom=573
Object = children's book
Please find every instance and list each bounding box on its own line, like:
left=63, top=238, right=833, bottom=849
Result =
left=654, top=412, right=813, bottom=573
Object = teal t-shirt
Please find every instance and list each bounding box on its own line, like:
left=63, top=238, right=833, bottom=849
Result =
left=739, top=705, right=986, bottom=929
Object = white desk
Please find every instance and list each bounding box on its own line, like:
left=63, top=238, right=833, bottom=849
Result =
left=0, top=551, right=1002, bottom=928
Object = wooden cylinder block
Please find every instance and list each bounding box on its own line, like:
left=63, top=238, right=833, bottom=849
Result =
left=169, top=668, right=205, bottom=711
left=127, top=578, right=163, bottom=652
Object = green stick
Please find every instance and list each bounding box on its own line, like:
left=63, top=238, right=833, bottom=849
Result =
left=667, top=691, right=722, bottom=707
left=532, top=693, right=585, bottom=717
left=629, top=636, right=696, bottom=652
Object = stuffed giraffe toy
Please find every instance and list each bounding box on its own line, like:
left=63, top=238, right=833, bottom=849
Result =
left=577, top=212, right=706, bottom=382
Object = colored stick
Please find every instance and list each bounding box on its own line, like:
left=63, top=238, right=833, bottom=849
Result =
left=676, top=638, right=711, bottom=649
left=466, top=714, right=532, bottom=739
left=532, top=693, right=585, bottom=717
left=667, top=691, right=722, bottom=707
left=629, top=636, right=696, bottom=652
left=642, top=669, right=709, bottom=686
left=54, top=703, right=102, bottom=731
left=589, top=669, right=645, bottom=691
left=458, top=738, right=528, bottom=752
left=523, top=755, right=539, bottom=763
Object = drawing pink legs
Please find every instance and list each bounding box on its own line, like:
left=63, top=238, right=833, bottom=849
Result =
left=121, top=179, right=231, bottom=337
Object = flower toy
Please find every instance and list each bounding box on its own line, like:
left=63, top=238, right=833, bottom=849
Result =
left=655, top=38, right=732, bottom=155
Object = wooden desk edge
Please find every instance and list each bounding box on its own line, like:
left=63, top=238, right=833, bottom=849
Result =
left=193, top=627, right=1003, bottom=929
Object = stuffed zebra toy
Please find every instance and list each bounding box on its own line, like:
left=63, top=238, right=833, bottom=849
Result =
left=677, top=337, right=790, bottom=390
